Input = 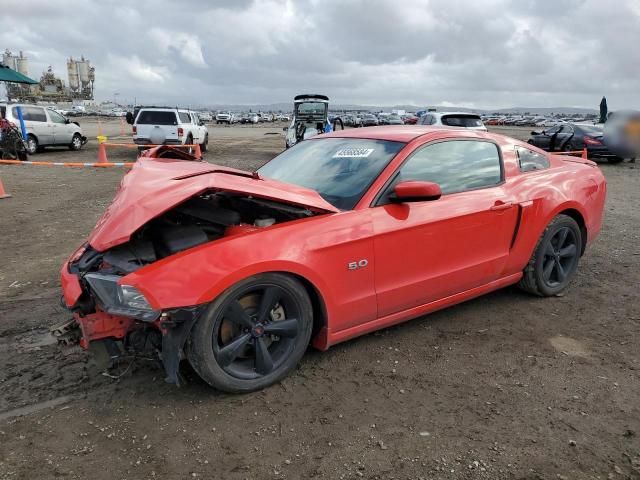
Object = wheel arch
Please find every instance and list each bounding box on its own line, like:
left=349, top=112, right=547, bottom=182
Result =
left=556, top=207, right=588, bottom=255
left=285, top=272, right=328, bottom=348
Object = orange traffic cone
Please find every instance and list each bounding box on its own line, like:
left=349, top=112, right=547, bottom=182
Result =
left=97, top=142, right=108, bottom=163
left=0, top=177, right=11, bottom=199
left=193, top=143, right=202, bottom=159
left=582, top=148, right=588, bottom=160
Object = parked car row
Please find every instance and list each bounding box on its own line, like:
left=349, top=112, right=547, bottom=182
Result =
left=483, top=114, right=598, bottom=127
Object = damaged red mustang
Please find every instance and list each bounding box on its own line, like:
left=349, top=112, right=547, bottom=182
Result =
left=60, top=126, right=607, bottom=392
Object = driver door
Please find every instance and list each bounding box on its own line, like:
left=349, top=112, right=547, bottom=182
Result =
left=370, top=140, right=519, bottom=317
left=47, top=110, right=73, bottom=145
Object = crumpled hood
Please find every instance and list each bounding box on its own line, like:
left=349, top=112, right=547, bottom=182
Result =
left=88, top=158, right=338, bottom=251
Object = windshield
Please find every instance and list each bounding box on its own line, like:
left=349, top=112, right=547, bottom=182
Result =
left=441, top=115, right=484, bottom=127
left=136, top=110, right=177, bottom=125
left=297, top=102, right=327, bottom=115
left=258, top=138, right=405, bottom=210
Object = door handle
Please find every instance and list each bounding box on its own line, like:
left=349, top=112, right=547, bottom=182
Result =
left=490, top=201, right=513, bottom=211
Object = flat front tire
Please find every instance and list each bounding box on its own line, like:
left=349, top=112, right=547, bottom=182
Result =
left=519, top=214, right=582, bottom=296
left=69, top=133, right=83, bottom=151
left=187, top=273, right=313, bottom=393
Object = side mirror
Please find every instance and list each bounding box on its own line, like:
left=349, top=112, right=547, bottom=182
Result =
left=532, top=131, right=539, bottom=135
left=282, top=127, right=287, bottom=132
left=125, top=112, right=134, bottom=125
left=392, top=181, right=442, bottom=202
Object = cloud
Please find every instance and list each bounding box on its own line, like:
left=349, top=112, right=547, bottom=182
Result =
left=1, top=0, right=638, bottom=109
left=149, top=29, right=207, bottom=68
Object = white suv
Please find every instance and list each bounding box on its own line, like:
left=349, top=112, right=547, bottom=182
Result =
left=215, top=112, right=232, bottom=124
left=131, top=107, right=209, bottom=151
left=1, top=103, right=86, bottom=154
left=418, top=111, right=487, bottom=131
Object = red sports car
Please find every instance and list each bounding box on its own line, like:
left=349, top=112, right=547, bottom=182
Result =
left=60, top=126, right=607, bottom=392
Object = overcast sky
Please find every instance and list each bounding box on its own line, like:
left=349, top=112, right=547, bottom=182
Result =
left=2, top=0, right=639, bottom=109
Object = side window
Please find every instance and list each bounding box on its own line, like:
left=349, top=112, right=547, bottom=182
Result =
left=178, top=112, right=190, bottom=123
left=418, top=115, right=428, bottom=125
left=48, top=110, right=66, bottom=124
left=545, top=126, right=560, bottom=135
left=516, top=146, right=549, bottom=172
left=14, top=106, right=47, bottom=122
left=395, top=140, right=502, bottom=195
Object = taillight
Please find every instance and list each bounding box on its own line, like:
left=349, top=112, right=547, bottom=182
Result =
left=132, top=126, right=137, bottom=134
left=583, top=136, right=602, bottom=146
left=177, top=127, right=184, bottom=137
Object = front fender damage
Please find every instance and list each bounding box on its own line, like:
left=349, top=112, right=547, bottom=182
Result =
left=56, top=305, right=205, bottom=386
left=158, top=306, right=205, bottom=386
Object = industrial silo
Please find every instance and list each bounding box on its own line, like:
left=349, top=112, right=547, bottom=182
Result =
left=2, top=49, right=17, bottom=70
left=16, top=52, right=29, bottom=76
left=78, top=57, right=90, bottom=90
left=67, top=57, right=80, bottom=91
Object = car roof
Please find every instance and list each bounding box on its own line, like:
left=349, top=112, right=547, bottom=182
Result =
left=319, top=125, right=499, bottom=143
left=433, top=111, right=481, bottom=117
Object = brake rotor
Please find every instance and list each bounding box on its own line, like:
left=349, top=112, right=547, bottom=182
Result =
left=219, top=292, right=285, bottom=357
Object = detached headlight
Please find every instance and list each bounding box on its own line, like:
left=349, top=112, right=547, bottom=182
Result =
left=85, top=273, right=160, bottom=322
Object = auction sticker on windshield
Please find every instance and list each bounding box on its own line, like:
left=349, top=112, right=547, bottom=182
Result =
left=333, top=148, right=375, bottom=158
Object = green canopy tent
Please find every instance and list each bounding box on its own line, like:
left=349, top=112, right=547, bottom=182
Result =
left=0, top=63, right=38, bottom=85
left=0, top=63, right=38, bottom=139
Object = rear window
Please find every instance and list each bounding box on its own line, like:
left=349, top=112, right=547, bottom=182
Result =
left=576, top=124, right=603, bottom=135
left=441, top=115, right=484, bottom=128
left=136, top=110, right=177, bottom=125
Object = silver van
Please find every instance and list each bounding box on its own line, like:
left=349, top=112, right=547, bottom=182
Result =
left=0, top=104, right=87, bottom=154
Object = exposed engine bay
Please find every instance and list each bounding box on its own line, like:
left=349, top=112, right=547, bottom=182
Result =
left=70, top=191, right=315, bottom=277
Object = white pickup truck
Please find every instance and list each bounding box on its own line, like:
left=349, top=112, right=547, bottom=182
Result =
left=130, top=107, right=209, bottom=151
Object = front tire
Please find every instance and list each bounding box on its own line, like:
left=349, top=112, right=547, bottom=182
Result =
left=187, top=273, right=313, bottom=393
left=200, top=133, right=208, bottom=152
left=69, top=133, right=83, bottom=151
left=519, top=214, right=582, bottom=296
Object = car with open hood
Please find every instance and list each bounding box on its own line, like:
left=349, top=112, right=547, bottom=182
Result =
left=60, top=127, right=607, bottom=393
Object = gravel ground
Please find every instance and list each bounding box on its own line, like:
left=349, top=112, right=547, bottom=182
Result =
left=0, top=121, right=638, bottom=480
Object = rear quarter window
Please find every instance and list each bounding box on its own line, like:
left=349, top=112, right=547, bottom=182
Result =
left=178, top=112, right=191, bottom=123
left=516, top=146, right=550, bottom=172
left=136, top=111, right=178, bottom=125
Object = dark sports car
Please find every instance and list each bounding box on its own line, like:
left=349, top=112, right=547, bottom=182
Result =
left=528, top=123, right=622, bottom=163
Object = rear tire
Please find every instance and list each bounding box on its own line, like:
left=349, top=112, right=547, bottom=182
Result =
left=187, top=273, right=313, bottom=393
left=519, top=214, right=582, bottom=297
left=25, top=134, right=38, bottom=155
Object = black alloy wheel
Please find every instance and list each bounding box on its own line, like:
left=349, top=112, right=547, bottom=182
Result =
left=187, top=273, right=313, bottom=393
left=540, top=226, right=579, bottom=288
left=519, top=214, right=582, bottom=296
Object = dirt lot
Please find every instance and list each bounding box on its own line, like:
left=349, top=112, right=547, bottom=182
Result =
left=0, top=120, right=639, bottom=480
